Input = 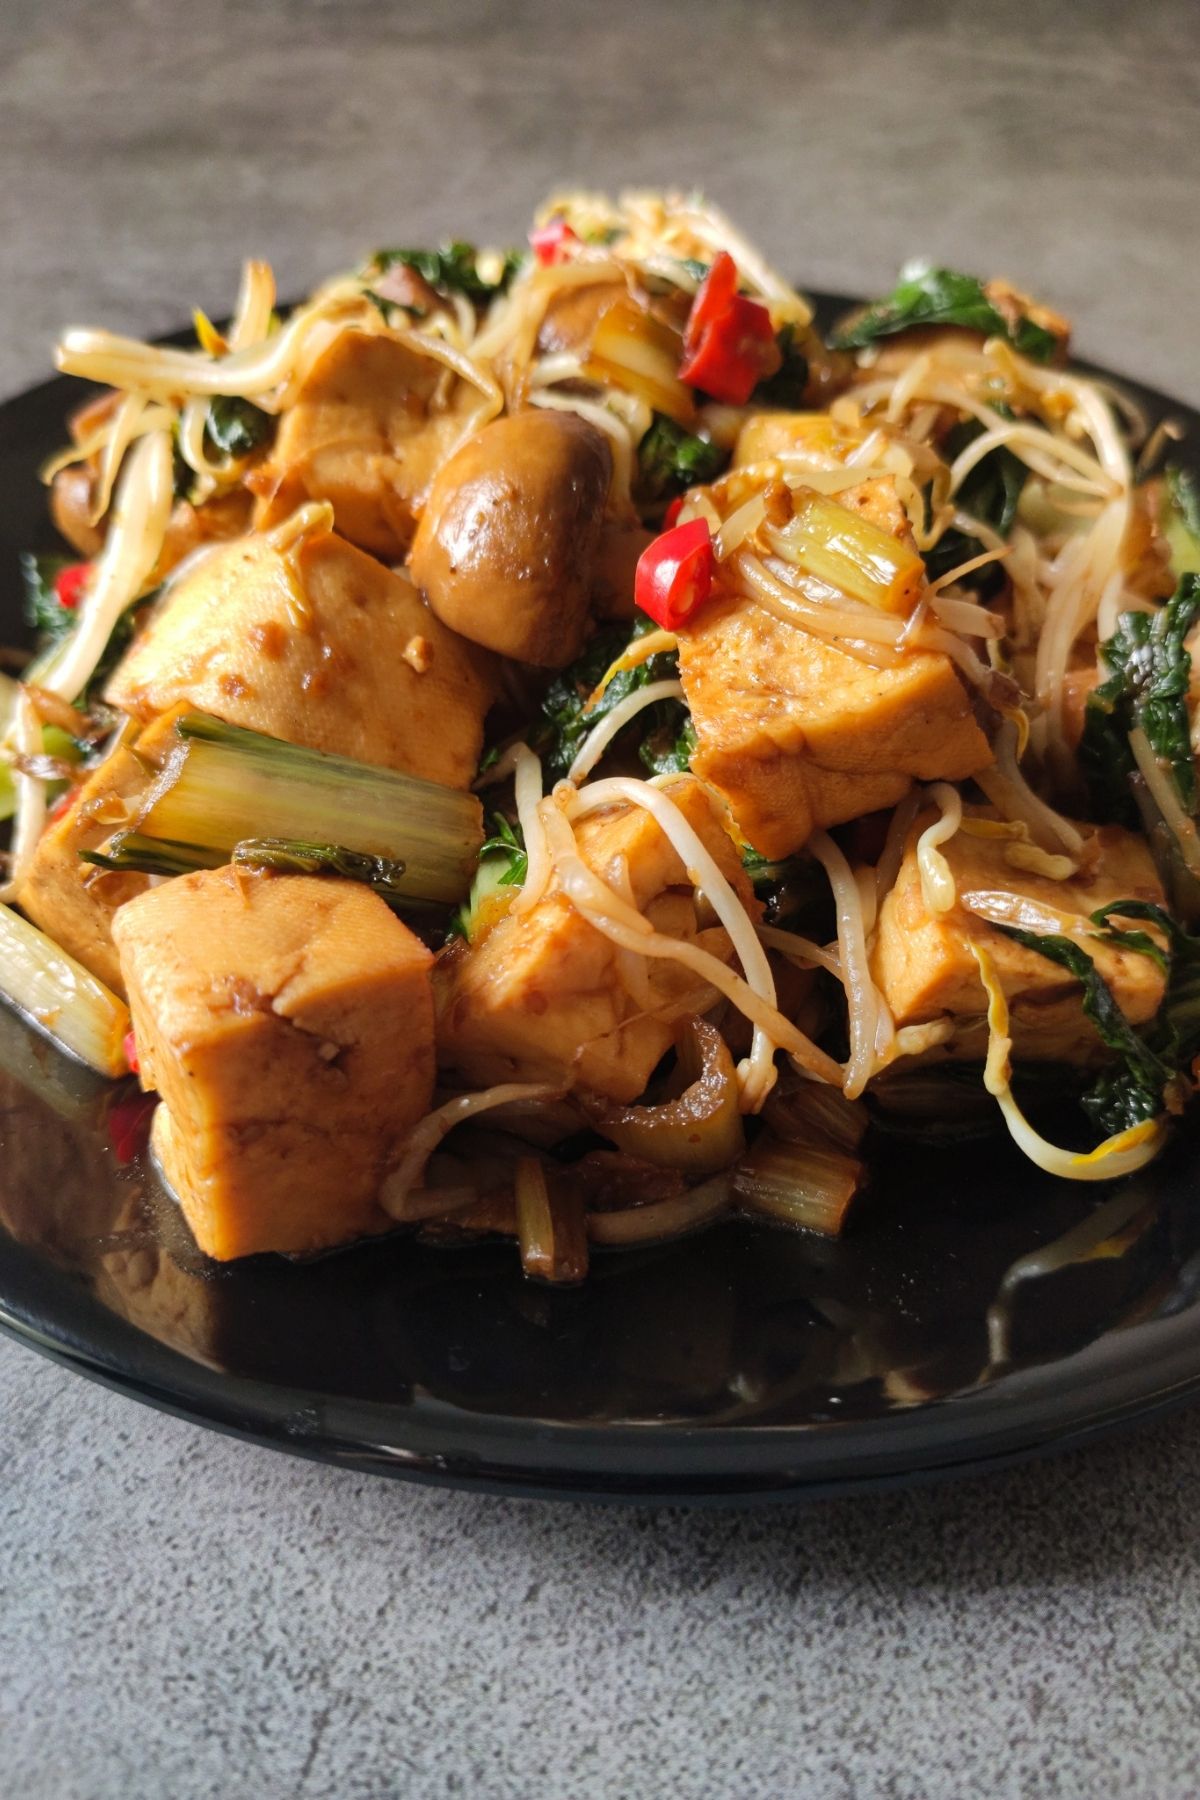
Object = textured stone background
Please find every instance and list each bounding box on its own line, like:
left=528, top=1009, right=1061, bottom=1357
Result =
left=2, top=3, right=1200, bottom=1795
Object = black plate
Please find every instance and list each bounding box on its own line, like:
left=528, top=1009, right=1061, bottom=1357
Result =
left=2, top=299, right=1200, bottom=1505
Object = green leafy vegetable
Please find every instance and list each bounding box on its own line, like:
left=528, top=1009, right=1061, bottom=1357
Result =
left=637, top=414, right=727, bottom=503
left=19, top=553, right=155, bottom=707
left=831, top=264, right=1058, bottom=362
left=742, top=846, right=831, bottom=934
left=1081, top=575, right=1200, bottom=821
left=372, top=241, right=522, bottom=303
left=81, top=832, right=221, bottom=879
left=20, top=552, right=76, bottom=644
left=923, top=413, right=1027, bottom=590
left=998, top=926, right=1172, bottom=1134
left=476, top=814, right=528, bottom=888
left=998, top=903, right=1200, bottom=1137
left=172, top=435, right=194, bottom=501
left=448, top=815, right=527, bottom=943
left=752, top=324, right=809, bottom=408
left=205, top=396, right=274, bottom=459
left=538, top=616, right=689, bottom=782
left=1090, top=900, right=1200, bottom=1078
left=84, top=832, right=420, bottom=915
left=231, top=836, right=408, bottom=894
left=638, top=712, right=697, bottom=778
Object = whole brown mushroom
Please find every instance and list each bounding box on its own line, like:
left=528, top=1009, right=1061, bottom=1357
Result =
left=409, top=410, right=613, bottom=668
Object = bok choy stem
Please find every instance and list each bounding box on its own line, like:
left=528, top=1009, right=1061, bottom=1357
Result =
left=0, top=903, right=130, bottom=1076
left=124, top=713, right=483, bottom=903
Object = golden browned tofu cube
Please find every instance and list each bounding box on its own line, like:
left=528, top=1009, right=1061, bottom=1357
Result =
left=251, top=328, right=465, bottom=560
left=436, top=778, right=755, bottom=1102
left=19, top=709, right=184, bottom=995
left=870, top=813, right=1166, bottom=1062
left=106, top=520, right=495, bottom=790
left=677, top=598, right=992, bottom=860
left=113, top=867, right=435, bottom=1260
left=734, top=410, right=873, bottom=469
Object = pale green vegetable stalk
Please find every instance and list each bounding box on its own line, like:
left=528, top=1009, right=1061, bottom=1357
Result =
left=514, top=1156, right=589, bottom=1283
left=731, top=1134, right=862, bottom=1236
left=131, top=714, right=483, bottom=903
left=764, top=487, right=925, bottom=615
left=0, top=903, right=130, bottom=1076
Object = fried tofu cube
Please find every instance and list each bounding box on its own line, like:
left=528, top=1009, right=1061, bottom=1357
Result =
left=106, top=520, right=495, bottom=789
left=734, top=411, right=878, bottom=470
left=677, top=598, right=992, bottom=859
left=870, top=813, right=1166, bottom=1061
left=436, top=777, right=754, bottom=1102
left=250, top=328, right=467, bottom=560
left=19, top=709, right=184, bottom=995
left=113, top=867, right=435, bottom=1260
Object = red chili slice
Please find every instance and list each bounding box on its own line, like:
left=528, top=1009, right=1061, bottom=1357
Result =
left=678, top=251, right=780, bottom=405
left=529, top=218, right=579, bottom=267
left=634, top=517, right=716, bottom=630
left=107, top=1089, right=157, bottom=1165
left=54, top=562, right=92, bottom=610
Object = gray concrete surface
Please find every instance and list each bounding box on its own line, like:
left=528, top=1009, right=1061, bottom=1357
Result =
left=2, top=2, right=1200, bottom=1795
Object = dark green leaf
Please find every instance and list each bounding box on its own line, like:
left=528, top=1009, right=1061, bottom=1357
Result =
left=172, top=435, right=193, bottom=502
left=86, top=832, right=415, bottom=912
left=372, top=241, right=522, bottom=302
left=742, top=845, right=831, bottom=934
left=637, top=413, right=727, bottom=504
left=20, top=554, right=154, bottom=707
left=205, top=396, right=273, bottom=459
left=232, top=836, right=408, bottom=895
left=476, top=813, right=528, bottom=888
left=998, top=925, right=1173, bottom=1134
left=752, top=324, right=809, bottom=408
left=1090, top=898, right=1196, bottom=957
left=81, top=832, right=224, bottom=878
left=637, top=708, right=695, bottom=777
left=20, top=552, right=76, bottom=643
left=538, top=616, right=683, bottom=782
left=831, top=265, right=1058, bottom=363
left=1081, top=574, right=1200, bottom=822
left=448, top=814, right=527, bottom=943
left=1091, top=900, right=1200, bottom=1075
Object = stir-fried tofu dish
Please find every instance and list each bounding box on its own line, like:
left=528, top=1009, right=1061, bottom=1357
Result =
left=5, top=193, right=1200, bottom=1278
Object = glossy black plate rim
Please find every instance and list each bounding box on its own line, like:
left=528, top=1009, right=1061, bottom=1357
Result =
left=2, top=305, right=1200, bottom=1505
left=5, top=1233, right=1200, bottom=1503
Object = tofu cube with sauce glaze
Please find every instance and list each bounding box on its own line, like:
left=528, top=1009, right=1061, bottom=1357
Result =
left=113, top=866, right=435, bottom=1260
left=435, top=777, right=756, bottom=1102
left=677, top=597, right=993, bottom=860
left=870, top=813, right=1166, bottom=1062
left=250, top=327, right=466, bottom=560
left=105, top=519, right=496, bottom=790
